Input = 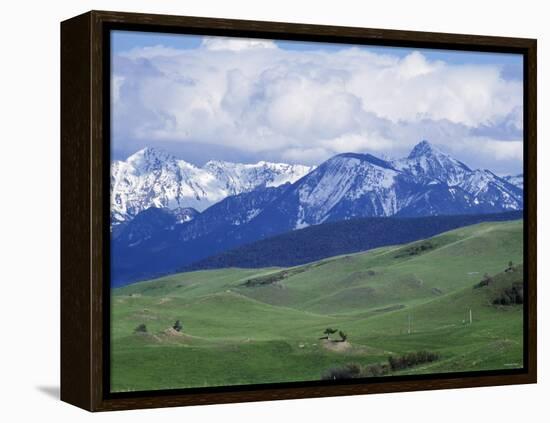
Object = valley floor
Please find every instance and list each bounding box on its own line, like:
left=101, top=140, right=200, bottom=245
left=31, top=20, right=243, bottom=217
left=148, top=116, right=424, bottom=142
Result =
left=111, top=219, right=524, bottom=392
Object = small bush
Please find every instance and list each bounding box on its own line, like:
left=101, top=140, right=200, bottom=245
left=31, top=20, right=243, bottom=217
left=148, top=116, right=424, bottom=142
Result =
left=321, top=351, right=440, bottom=381
left=321, top=363, right=362, bottom=380
left=173, top=320, right=183, bottom=332
left=321, top=328, right=338, bottom=340
left=362, top=363, right=389, bottom=377
left=474, top=273, right=492, bottom=289
left=134, top=323, right=147, bottom=334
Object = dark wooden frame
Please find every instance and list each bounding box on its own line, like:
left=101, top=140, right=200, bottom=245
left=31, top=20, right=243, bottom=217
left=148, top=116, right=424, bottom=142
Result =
left=61, top=10, right=537, bottom=412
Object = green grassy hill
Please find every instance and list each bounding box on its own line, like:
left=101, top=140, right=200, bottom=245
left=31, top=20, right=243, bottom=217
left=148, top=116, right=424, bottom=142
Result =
left=111, top=219, right=524, bottom=392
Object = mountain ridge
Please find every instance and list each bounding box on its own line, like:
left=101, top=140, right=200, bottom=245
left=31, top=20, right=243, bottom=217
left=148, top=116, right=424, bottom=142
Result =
left=111, top=147, right=314, bottom=225
left=111, top=140, right=524, bottom=286
left=111, top=142, right=523, bottom=227
left=237, top=141, right=523, bottom=231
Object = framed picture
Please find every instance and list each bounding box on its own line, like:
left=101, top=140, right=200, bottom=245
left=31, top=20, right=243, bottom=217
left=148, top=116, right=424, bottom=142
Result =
left=61, top=10, right=537, bottom=411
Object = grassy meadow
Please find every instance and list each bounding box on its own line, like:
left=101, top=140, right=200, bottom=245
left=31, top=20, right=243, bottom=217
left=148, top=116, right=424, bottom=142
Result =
left=111, top=219, right=524, bottom=392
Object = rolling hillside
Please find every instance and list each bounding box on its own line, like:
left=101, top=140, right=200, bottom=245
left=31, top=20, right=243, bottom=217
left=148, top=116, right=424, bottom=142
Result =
left=185, top=211, right=522, bottom=271
left=111, top=219, right=524, bottom=392
left=112, top=210, right=521, bottom=286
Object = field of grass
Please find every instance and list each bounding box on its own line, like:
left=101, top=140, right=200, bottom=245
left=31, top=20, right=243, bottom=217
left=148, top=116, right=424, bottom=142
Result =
left=111, top=219, right=524, bottom=392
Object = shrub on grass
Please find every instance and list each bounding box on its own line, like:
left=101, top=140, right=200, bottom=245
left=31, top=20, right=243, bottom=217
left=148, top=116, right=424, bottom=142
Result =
left=134, top=323, right=147, bottom=334
left=338, top=331, right=348, bottom=342
left=321, top=363, right=362, bottom=380
left=474, top=273, right=493, bottom=289
left=321, top=328, right=338, bottom=340
left=362, top=363, right=388, bottom=377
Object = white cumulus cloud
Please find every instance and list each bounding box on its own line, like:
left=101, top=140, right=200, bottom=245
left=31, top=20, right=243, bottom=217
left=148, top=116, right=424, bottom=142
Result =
left=112, top=35, right=523, bottom=173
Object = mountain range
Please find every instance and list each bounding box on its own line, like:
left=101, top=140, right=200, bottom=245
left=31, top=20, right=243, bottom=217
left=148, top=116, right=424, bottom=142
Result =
left=242, top=142, right=522, bottom=232
left=111, top=148, right=313, bottom=225
left=111, top=140, right=524, bottom=286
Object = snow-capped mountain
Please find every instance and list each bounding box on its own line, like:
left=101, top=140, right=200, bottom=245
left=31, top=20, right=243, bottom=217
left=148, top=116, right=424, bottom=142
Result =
left=243, top=141, right=523, bottom=230
left=503, top=174, right=524, bottom=190
left=458, top=169, right=523, bottom=211
left=392, top=140, right=471, bottom=186
left=111, top=140, right=524, bottom=286
left=204, top=160, right=313, bottom=192
left=110, top=147, right=313, bottom=225
left=293, top=153, right=404, bottom=226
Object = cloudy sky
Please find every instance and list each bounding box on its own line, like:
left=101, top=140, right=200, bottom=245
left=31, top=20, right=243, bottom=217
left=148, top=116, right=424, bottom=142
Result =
left=111, top=31, right=524, bottom=175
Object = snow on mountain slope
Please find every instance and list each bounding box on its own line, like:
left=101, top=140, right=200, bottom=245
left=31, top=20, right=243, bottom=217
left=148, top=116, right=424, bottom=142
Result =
left=294, top=153, right=401, bottom=226
left=503, top=174, right=524, bottom=190
left=111, top=147, right=313, bottom=225
left=172, top=207, right=200, bottom=224
left=203, top=160, right=313, bottom=192
left=392, top=140, right=471, bottom=186
left=391, top=140, right=522, bottom=211
left=111, top=141, right=523, bottom=233
left=459, top=169, right=523, bottom=210
left=242, top=141, right=523, bottom=231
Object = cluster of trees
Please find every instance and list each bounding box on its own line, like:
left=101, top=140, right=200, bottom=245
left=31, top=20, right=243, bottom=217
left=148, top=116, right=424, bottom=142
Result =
left=393, top=241, right=435, bottom=259
left=243, top=269, right=298, bottom=287
left=322, top=363, right=362, bottom=380
left=320, top=328, right=347, bottom=342
left=388, top=351, right=440, bottom=371
left=472, top=261, right=523, bottom=306
left=321, top=362, right=389, bottom=381
left=474, top=261, right=518, bottom=289
left=321, top=350, right=440, bottom=381
left=493, top=282, right=523, bottom=305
